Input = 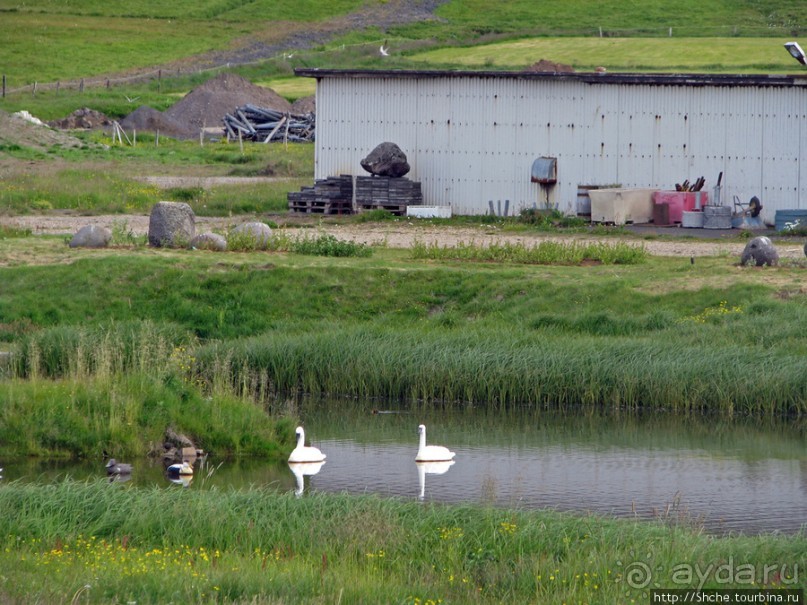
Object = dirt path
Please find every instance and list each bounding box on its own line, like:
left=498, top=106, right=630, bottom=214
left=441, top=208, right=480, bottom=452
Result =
left=4, top=213, right=806, bottom=259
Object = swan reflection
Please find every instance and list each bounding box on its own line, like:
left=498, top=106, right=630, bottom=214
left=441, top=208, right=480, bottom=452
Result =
left=417, top=460, right=455, bottom=501
left=289, top=461, right=326, bottom=497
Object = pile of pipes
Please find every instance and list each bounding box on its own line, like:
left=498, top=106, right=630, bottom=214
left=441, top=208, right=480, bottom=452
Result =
left=222, top=104, right=315, bottom=143
left=675, top=176, right=706, bottom=192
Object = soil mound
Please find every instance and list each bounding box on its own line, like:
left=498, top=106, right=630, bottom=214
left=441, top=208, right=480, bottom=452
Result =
left=47, top=107, right=112, bottom=130
left=0, top=109, right=90, bottom=150
left=118, top=105, right=195, bottom=140
left=164, top=72, right=292, bottom=133
left=291, top=95, right=315, bottom=115
left=524, top=59, right=575, bottom=73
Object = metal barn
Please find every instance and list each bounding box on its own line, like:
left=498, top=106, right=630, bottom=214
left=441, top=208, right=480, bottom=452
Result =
left=296, top=68, right=807, bottom=223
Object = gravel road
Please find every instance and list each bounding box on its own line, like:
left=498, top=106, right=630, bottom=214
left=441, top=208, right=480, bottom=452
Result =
left=4, top=213, right=806, bottom=259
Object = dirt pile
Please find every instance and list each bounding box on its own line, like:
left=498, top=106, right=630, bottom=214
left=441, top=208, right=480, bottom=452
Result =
left=47, top=107, right=112, bottom=129
left=164, top=72, right=292, bottom=133
left=118, top=106, right=195, bottom=139
left=291, top=95, right=315, bottom=114
left=0, top=109, right=91, bottom=151
left=524, top=59, right=575, bottom=73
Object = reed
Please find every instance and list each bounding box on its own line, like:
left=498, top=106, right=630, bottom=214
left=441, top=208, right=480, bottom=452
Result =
left=194, top=324, right=807, bottom=415
left=0, top=481, right=803, bottom=604
left=0, top=374, right=292, bottom=459
left=410, top=239, right=648, bottom=265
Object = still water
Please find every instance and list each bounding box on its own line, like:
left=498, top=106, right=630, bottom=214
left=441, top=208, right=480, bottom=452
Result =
left=4, top=403, right=806, bottom=536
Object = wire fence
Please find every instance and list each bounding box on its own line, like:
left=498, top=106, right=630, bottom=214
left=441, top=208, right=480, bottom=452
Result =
left=1, top=24, right=805, bottom=98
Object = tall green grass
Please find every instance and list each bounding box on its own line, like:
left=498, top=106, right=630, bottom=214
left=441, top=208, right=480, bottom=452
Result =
left=0, top=481, right=803, bottom=604
left=411, top=239, right=648, bottom=265
left=3, top=246, right=806, bottom=415
left=192, top=324, right=807, bottom=415
left=3, top=320, right=293, bottom=457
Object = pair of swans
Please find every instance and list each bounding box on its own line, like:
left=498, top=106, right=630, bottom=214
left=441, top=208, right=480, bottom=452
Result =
left=288, top=424, right=455, bottom=498
left=288, top=423, right=456, bottom=463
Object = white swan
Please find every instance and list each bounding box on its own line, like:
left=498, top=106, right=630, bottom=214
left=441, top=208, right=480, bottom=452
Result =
left=416, top=424, right=456, bottom=462
left=288, top=426, right=326, bottom=463
left=166, top=461, right=194, bottom=476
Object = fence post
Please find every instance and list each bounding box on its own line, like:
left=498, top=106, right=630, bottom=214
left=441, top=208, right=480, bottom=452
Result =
left=2, top=74, right=5, bottom=98
left=79, top=79, right=84, bottom=93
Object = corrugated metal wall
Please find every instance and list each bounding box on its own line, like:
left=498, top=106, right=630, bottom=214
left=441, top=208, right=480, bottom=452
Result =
left=314, top=76, right=806, bottom=221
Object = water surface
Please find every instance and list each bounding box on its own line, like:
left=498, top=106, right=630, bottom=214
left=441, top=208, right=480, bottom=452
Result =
left=3, top=404, right=806, bottom=535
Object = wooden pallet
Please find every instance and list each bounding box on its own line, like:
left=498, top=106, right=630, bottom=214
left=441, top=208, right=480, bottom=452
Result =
left=357, top=202, right=409, bottom=216
left=289, top=198, right=353, bottom=214
left=288, top=175, right=354, bottom=214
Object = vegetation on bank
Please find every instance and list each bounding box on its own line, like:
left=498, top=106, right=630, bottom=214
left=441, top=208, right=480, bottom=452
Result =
left=0, top=481, right=803, bottom=604
left=2, top=239, right=806, bottom=438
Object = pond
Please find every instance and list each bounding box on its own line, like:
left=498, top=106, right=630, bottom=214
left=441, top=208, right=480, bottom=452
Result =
left=3, top=402, right=806, bottom=536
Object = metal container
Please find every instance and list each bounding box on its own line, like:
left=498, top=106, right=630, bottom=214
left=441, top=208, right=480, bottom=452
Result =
left=774, top=209, right=807, bottom=232
left=576, top=186, right=594, bottom=215
left=703, top=205, right=732, bottom=229
left=681, top=210, right=705, bottom=228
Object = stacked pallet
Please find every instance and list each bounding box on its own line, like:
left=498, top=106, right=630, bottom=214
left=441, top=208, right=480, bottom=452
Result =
left=288, top=175, right=353, bottom=215
left=355, top=176, right=423, bottom=215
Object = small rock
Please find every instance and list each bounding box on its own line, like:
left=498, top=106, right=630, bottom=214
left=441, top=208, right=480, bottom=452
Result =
left=190, top=232, right=227, bottom=251
left=361, top=142, right=410, bottom=178
left=148, top=201, right=195, bottom=248
left=231, top=221, right=272, bottom=249
left=740, top=236, right=779, bottom=267
left=69, top=225, right=112, bottom=248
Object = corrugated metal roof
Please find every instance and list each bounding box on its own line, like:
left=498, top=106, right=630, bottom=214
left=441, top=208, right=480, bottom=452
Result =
left=295, top=68, right=807, bottom=88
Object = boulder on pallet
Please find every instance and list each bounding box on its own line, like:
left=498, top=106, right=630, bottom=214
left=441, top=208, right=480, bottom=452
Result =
left=360, top=142, right=410, bottom=178
left=148, top=202, right=195, bottom=248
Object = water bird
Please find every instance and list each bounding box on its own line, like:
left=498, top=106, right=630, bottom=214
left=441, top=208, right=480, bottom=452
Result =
left=416, top=424, right=456, bottom=462
left=288, top=426, right=326, bottom=463
left=105, top=459, right=132, bottom=475
left=166, top=461, right=194, bottom=476
left=379, top=41, right=389, bottom=57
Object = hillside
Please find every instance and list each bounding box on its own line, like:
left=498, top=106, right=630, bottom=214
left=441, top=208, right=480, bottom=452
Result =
left=0, top=0, right=804, bottom=90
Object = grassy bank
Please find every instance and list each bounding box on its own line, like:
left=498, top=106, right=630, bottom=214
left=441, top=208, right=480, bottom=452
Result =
left=1, top=238, right=806, bottom=427
left=0, top=481, right=803, bottom=604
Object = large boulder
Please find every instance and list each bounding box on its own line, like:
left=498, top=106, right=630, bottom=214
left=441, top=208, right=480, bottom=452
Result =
left=740, top=236, right=779, bottom=266
left=148, top=201, right=195, bottom=248
left=190, top=232, right=227, bottom=251
left=69, top=224, right=112, bottom=248
left=231, top=221, right=272, bottom=249
left=360, top=142, right=410, bottom=178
